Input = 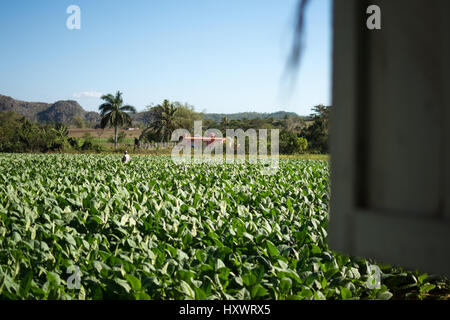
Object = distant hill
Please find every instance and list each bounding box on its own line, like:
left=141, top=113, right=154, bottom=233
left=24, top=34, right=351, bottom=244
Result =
left=0, top=94, right=304, bottom=126
left=36, top=100, right=86, bottom=123
left=203, top=111, right=303, bottom=122
left=131, top=110, right=152, bottom=124
left=0, top=94, right=50, bottom=122
left=85, top=111, right=101, bottom=124
left=0, top=94, right=99, bottom=125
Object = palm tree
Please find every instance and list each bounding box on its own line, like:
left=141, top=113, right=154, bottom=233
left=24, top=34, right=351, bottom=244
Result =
left=145, top=99, right=178, bottom=142
left=220, top=116, right=229, bottom=132
left=99, top=91, right=136, bottom=148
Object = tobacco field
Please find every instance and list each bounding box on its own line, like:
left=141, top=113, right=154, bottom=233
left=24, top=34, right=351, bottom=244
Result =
left=0, top=154, right=444, bottom=300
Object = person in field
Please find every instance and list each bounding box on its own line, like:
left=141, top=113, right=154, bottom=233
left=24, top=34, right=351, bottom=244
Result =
left=122, top=150, right=131, bottom=164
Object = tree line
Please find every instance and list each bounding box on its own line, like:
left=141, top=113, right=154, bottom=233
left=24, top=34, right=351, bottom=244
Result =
left=131, top=95, right=330, bottom=154
left=0, top=90, right=330, bottom=154
left=0, top=112, right=70, bottom=153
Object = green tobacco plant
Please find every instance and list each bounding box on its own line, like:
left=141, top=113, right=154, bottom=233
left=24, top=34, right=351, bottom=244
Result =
left=0, top=154, right=447, bottom=300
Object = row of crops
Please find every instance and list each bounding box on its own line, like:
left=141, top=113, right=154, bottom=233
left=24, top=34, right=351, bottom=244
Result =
left=0, top=154, right=445, bottom=299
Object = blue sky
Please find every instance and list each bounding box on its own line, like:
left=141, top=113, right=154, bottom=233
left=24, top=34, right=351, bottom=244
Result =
left=0, top=0, right=332, bottom=115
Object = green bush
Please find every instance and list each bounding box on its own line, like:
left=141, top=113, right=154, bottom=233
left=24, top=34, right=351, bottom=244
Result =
left=68, top=137, right=80, bottom=149
left=0, top=111, right=69, bottom=153
left=279, top=130, right=308, bottom=155
left=81, top=140, right=94, bottom=150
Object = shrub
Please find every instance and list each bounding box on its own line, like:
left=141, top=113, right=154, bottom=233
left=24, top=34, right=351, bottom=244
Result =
left=81, top=140, right=93, bottom=151
left=279, top=131, right=308, bottom=154
left=0, top=112, right=71, bottom=153
left=68, top=137, right=80, bottom=149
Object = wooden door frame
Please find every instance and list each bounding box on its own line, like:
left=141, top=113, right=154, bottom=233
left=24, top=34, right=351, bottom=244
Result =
left=329, top=0, right=450, bottom=275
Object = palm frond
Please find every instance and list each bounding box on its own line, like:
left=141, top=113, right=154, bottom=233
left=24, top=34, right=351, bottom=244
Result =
left=100, top=94, right=115, bottom=104
left=100, top=113, right=112, bottom=129
left=123, top=113, right=133, bottom=127
left=120, top=105, right=137, bottom=114
left=115, top=91, right=123, bottom=106
left=99, top=103, right=114, bottom=116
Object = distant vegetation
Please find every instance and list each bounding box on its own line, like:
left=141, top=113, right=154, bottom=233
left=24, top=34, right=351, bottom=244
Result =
left=0, top=112, right=71, bottom=153
left=203, top=111, right=303, bottom=122
left=136, top=99, right=329, bottom=155
left=0, top=93, right=330, bottom=155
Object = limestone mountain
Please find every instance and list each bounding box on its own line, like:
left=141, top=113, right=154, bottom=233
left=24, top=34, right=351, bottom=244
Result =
left=0, top=94, right=100, bottom=125
left=0, top=94, right=50, bottom=122
left=36, top=100, right=86, bottom=123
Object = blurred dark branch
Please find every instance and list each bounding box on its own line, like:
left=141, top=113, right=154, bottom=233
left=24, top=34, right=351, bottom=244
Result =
left=285, top=0, right=310, bottom=84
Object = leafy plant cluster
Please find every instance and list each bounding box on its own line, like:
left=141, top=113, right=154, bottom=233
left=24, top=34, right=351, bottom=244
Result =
left=0, top=111, right=106, bottom=154
left=0, top=112, right=69, bottom=153
left=0, top=154, right=446, bottom=299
